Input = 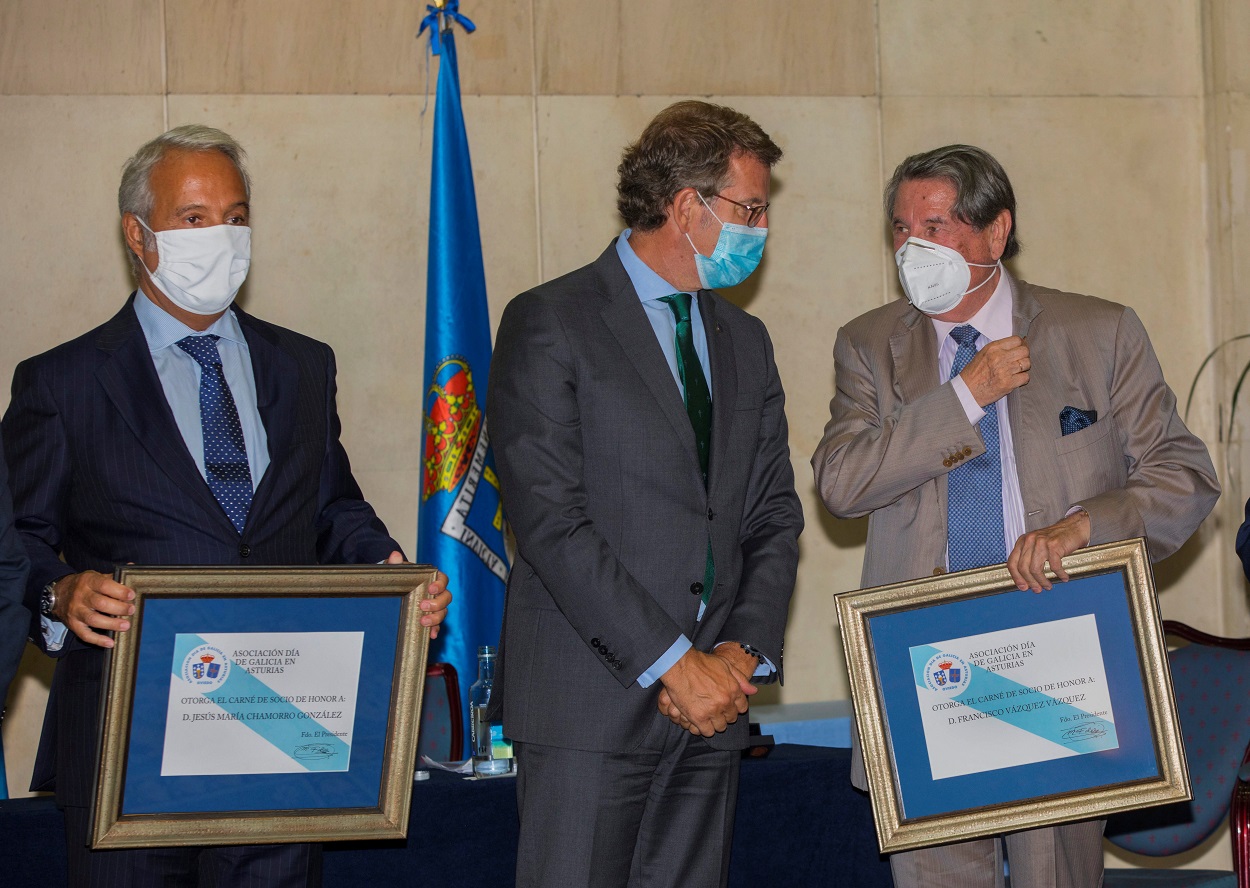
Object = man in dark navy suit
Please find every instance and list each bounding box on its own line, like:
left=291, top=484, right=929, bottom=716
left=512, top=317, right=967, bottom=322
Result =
left=2, top=125, right=450, bottom=886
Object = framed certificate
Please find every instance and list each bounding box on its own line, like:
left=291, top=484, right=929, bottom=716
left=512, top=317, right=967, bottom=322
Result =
left=837, top=539, right=1188, bottom=854
left=90, top=564, right=435, bottom=849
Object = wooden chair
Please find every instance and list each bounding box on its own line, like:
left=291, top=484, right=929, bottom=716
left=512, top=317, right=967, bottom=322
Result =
left=1103, top=621, right=1250, bottom=887
left=416, top=661, right=463, bottom=762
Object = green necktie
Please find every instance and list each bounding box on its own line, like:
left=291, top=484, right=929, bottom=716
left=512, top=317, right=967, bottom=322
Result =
left=660, top=293, right=714, bottom=605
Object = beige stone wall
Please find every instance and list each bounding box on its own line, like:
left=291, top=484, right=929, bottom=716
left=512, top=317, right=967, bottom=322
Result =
left=0, top=0, right=1243, bottom=871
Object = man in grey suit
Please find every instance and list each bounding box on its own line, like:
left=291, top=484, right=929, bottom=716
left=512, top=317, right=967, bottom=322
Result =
left=812, top=144, right=1219, bottom=888
left=488, top=101, right=803, bottom=888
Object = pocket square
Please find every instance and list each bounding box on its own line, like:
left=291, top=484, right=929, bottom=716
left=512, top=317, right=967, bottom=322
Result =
left=1059, top=406, right=1097, bottom=436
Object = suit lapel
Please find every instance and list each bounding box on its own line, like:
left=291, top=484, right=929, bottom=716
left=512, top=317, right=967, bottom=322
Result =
left=94, top=301, right=235, bottom=534
left=236, top=309, right=298, bottom=520
left=597, top=248, right=703, bottom=472
left=1006, top=277, right=1051, bottom=530
left=699, top=292, right=736, bottom=492
left=889, top=307, right=940, bottom=405
left=890, top=306, right=947, bottom=518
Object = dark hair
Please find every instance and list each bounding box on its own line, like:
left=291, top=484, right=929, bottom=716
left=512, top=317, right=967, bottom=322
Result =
left=884, top=144, right=1020, bottom=260
left=617, top=101, right=782, bottom=232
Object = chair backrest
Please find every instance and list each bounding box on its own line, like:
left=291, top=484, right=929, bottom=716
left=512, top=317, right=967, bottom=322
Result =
left=1105, top=621, right=1250, bottom=857
left=416, top=662, right=463, bottom=762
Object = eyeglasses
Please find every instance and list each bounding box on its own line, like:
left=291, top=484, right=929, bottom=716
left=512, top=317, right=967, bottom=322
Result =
left=705, top=193, right=769, bottom=228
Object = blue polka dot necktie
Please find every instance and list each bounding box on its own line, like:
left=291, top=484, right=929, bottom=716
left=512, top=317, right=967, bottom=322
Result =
left=659, top=293, right=714, bottom=605
left=946, top=325, right=1006, bottom=571
left=176, top=335, right=253, bottom=534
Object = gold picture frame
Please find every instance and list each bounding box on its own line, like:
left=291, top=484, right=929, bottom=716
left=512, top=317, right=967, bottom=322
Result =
left=837, top=539, right=1188, bottom=854
left=91, top=564, right=434, bottom=849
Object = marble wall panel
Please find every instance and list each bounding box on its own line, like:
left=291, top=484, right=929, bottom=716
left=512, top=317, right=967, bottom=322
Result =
left=0, top=97, right=166, bottom=385
left=534, top=0, right=877, bottom=96
left=880, top=0, right=1203, bottom=98
left=0, top=0, right=163, bottom=95
left=2, top=649, right=54, bottom=798
left=166, top=0, right=533, bottom=96
left=165, top=94, right=539, bottom=547
left=1206, top=0, right=1250, bottom=95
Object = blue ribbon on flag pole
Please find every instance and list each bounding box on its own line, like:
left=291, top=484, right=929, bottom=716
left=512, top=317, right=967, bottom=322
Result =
left=418, top=1, right=476, bottom=57
left=417, top=6, right=507, bottom=760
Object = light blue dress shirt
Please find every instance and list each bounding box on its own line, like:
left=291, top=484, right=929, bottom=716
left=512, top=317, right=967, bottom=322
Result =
left=616, top=232, right=773, bottom=688
left=134, top=291, right=270, bottom=488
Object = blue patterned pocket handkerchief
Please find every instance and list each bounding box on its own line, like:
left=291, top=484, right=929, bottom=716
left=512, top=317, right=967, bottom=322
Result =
left=1059, top=406, right=1097, bottom=436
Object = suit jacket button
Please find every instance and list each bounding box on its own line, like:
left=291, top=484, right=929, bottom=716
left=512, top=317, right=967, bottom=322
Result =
left=932, top=567, right=946, bottom=576
left=942, top=458, right=952, bottom=468
left=690, top=582, right=703, bottom=596
left=963, top=446, right=973, bottom=456
left=707, top=508, right=715, bottom=521
left=239, top=543, right=251, bottom=558
left=598, top=644, right=608, bottom=655
left=591, top=637, right=600, bottom=647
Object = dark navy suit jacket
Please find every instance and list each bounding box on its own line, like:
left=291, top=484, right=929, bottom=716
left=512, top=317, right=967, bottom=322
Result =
left=2, top=295, right=399, bottom=805
left=0, top=438, right=30, bottom=714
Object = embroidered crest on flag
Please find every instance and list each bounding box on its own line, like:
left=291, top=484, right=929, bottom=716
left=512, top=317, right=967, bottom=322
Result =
left=422, top=354, right=508, bottom=581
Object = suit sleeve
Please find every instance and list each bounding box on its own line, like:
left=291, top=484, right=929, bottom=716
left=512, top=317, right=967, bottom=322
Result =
left=812, top=326, right=982, bottom=518
left=715, top=320, right=802, bottom=676
left=1073, top=307, right=1219, bottom=560
left=489, top=295, right=686, bottom=688
left=0, top=435, right=31, bottom=697
left=3, top=359, right=77, bottom=656
left=313, top=345, right=401, bottom=565
left=1236, top=499, right=1250, bottom=582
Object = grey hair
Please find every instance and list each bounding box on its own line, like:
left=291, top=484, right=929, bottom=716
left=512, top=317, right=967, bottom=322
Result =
left=884, top=144, right=1021, bottom=260
left=118, top=125, right=251, bottom=273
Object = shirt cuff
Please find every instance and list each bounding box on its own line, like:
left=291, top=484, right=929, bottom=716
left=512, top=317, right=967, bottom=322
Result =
left=41, top=615, right=67, bottom=652
left=713, top=640, right=777, bottom=679
left=637, top=635, right=692, bottom=688
left=951, top=376, right=986, bottom=425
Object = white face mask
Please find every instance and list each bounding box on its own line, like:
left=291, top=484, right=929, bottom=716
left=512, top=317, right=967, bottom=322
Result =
left=894, top=236, right=999, bottom=315
left=137, top=218, right=251, bottom=316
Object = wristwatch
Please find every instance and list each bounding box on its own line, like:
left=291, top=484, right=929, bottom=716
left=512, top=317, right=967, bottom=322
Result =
left=39, top=581, right=58, bottom=619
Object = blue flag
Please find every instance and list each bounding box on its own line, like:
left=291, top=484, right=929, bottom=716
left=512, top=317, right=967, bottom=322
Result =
left=417, top=3, right=507, bottom=759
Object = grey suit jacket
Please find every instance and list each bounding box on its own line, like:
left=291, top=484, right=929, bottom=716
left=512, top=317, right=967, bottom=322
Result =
left=812, top=275, right=1219, bottom=785
left=488, top=241, right=803, bottom=753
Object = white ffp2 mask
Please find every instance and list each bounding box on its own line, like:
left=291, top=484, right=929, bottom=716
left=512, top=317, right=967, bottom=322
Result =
left=895, top=237, right=998, bottom=315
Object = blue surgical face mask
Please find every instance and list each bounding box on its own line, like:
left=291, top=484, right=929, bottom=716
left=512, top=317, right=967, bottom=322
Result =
left=685, top=194, right=767, bottom=289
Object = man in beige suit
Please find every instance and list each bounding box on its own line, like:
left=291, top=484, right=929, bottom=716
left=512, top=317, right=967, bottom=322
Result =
left=812, top=144, right=1219, bottom=888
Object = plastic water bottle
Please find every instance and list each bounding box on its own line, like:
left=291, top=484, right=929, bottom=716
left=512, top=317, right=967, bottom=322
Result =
left=469, top=645, right=512, bottom=776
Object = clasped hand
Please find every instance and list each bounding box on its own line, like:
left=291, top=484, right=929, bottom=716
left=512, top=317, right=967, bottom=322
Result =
left=656, top=647, right=756, bottom=737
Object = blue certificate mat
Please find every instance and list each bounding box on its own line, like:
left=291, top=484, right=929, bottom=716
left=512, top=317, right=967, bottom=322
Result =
left=868, top=570, right=1156, bottom=819
left=838, top=541, right=1188, bottom=854
left=122, top=594, right=402, bottom=815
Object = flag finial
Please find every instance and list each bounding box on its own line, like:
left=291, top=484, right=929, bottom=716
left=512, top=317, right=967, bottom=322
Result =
left=419, top=0, right=476, bottom=56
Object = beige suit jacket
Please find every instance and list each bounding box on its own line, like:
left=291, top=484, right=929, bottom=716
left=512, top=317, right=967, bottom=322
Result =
left=813, top=275, right=1219, bottom=787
